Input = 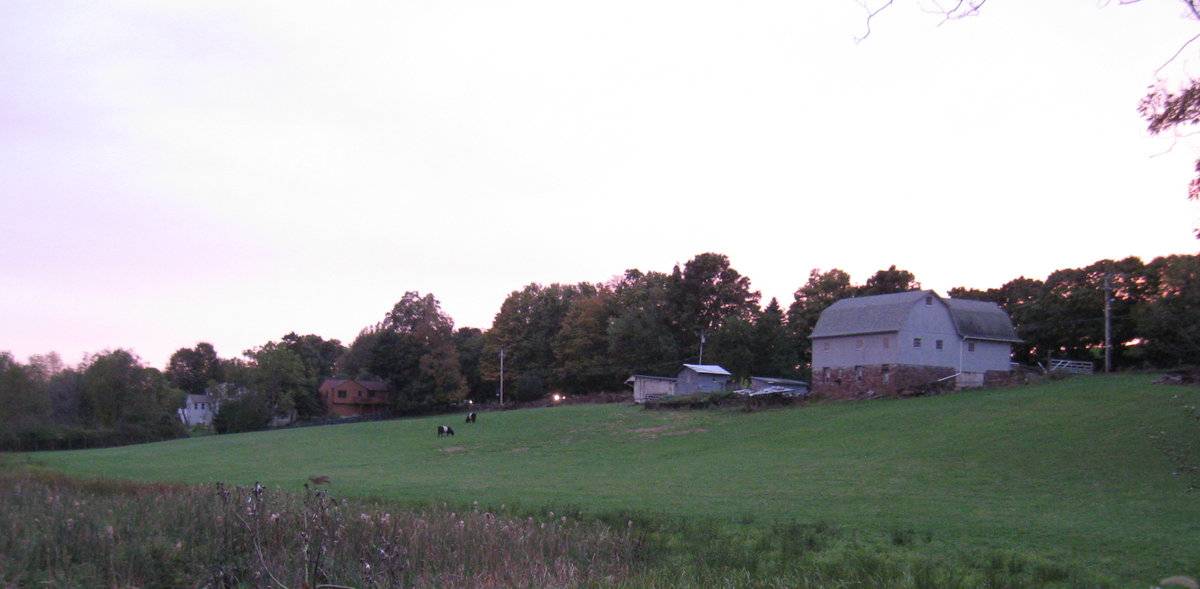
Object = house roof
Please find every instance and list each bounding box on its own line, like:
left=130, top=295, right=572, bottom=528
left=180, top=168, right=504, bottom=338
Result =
left=810, top=290, right=931, bottom=338
left=320, top=378, right=390, bottom=391
left=680, top=364, right=732, bottom=376
left=809, top=290, right=1021, bottom=343
left=944, top=298, right=1021, bottom=342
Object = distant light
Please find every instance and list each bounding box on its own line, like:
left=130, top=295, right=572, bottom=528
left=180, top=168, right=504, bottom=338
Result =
left=552, top=394, right=562, bottom=403
left=468, top=400, right=473, bottom=404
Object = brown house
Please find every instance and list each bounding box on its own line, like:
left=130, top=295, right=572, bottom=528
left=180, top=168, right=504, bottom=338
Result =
left=318, top=378, right=391, bottom=417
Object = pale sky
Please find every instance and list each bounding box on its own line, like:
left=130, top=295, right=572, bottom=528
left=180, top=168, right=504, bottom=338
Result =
left=2, top=0, right=1199, bottom=368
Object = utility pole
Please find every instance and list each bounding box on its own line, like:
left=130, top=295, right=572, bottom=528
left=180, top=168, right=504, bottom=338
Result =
left=1103, top=273, right=1112, bottom=373
left=698, top=330, right=706, bottom=364
left=499, top=348, right=505, bottom=405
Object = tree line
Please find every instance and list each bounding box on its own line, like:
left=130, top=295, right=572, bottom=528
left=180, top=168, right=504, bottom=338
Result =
left=3, top=251, right=1197, bottom=447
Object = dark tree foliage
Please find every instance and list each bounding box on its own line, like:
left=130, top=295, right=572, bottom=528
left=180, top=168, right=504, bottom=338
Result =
left=752, top=298, right=799, bottom=378
left=350, top=292, right=467, bottom=411
left=246, top=333, right=346, bottom=418
left=554, top=289, right=624, bottom=394
left=1135, top=254, right=1200, bottom=366
left=858, top=265, right=921, bottom=296
left=787, top=268, right=856, bottom=371
left=606, top=270, right=682, bottom=376
left=708, top=316, right=757, bottom=380
left=277, top=333, right=345, bottom=381
left=453, top=327, right=489, bottom=401
left=669, top=253, right=761, bottom=350
left=483, top=282, right=596, bottom=399
left=242, top=345, right=309, bottom=418
left=80, top=350, right=185, bottom=435
left=212, top=392, right=273, bottom=434
left=166, top=342, right=224, bottom=396
left=948, top=255, right=1200, bottom=369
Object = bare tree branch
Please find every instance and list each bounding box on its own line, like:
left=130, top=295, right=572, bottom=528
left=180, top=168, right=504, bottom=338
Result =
left=855, top=0, right=896, bottom=43
left=1156, top=32, right=1200, bottom=77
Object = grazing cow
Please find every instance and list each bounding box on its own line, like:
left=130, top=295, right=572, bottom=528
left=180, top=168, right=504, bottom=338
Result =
left=438, top=425, right=455, bottom=437
left=465, top=412, right=477, bottom=424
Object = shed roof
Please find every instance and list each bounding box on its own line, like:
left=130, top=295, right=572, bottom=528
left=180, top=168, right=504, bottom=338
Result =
left=320, top=378, right=390, bottom=391
left=680, top=364, right=732, bottom=376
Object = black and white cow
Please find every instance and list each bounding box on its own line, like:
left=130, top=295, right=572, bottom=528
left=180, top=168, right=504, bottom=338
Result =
left=465, top=412, right=477, bottom=424
left=437, top=425, right=455, bottom=437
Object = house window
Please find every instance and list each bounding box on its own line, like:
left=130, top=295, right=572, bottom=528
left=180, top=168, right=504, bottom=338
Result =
left=854, top=366, right=864, bottom=381
left=856, top=338, right=864, bottom=350
left=925, top=296, right=933, bottom=306
left=913, top=337, right=922, bottom=348
left=881, top=364, right=891, bottom=384
left=968, top=341, right=976, bottom=352
left=936, top=339, right=944, bottom=350
left=337, top=390, right=347, bottom=399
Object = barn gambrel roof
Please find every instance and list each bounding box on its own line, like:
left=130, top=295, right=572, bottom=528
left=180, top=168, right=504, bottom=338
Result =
left=809, top=290, right=1020, bottom=343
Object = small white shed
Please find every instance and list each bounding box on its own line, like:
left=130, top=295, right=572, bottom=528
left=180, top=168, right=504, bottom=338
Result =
left=624, top=375, right=678, bottom=404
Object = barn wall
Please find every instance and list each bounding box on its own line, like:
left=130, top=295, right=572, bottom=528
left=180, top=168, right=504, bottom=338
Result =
left=960, top=340, right=1013, bottom=373
left=897, top=297, right=961, bottom=369
left=811, top=333, right=900, bottom=370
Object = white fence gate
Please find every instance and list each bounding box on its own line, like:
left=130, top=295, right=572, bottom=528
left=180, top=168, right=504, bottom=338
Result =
left=1047, top=358, right=1094, bottom=375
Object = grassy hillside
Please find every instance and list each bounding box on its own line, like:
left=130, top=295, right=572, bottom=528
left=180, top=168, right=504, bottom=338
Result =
left=14, top=374, right=1200, bottom=584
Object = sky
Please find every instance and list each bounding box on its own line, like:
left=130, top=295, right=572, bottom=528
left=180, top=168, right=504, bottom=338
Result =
left=2, top=0, right=1199, bottom=368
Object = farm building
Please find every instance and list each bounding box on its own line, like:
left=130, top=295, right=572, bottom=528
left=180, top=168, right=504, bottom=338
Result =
left=319, top=378, right=391, bottom=417
left=675, top=364, right=732, bottom=395
left=178, top=394, right=217, bottom=426
left=810, top=290, right=1020, bottom=398
left=626, top=364, right=734, bottom=403
left=624, top=374, right=678, bottom=404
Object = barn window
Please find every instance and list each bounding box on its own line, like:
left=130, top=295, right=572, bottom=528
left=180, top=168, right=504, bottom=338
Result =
left=854, top=366, right=864, bottom=381
left=337, top=390, right=347, bottom=399
left=913, top=337, right=922, bottom=348
left=822, top=367, right=831, bottom=381
left=936, top=339, right=944, bottom=350
left=925, top=296, right=933, bottom=305
left=881, top=365, right=891, bottom=384
left=968, top=341, right=976, bottom=352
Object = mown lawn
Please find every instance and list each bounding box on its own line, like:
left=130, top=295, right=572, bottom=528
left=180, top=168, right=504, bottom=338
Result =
left=13, top=374, right=1200, bottom=584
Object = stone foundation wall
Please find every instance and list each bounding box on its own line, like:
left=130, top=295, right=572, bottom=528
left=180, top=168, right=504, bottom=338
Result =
left=812, top=364, right=956, bottom=400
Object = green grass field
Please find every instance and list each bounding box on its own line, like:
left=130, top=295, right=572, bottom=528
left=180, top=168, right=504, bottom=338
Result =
left=13, top=374, right=1200, bottom=584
